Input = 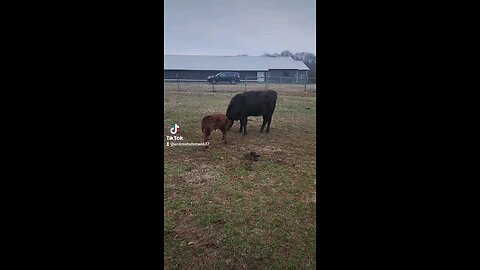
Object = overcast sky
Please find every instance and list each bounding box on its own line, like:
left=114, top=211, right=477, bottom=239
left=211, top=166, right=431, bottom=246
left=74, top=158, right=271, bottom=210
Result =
left=164, top=0, right=316, bottom=56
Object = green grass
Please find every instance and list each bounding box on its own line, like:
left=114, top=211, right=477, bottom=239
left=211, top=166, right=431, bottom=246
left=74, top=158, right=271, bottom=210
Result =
left=164, top=85, right=316, bottom=269
left=234, top=165, right=249, bottom=176
left=164, top=216, right=174, bottom=231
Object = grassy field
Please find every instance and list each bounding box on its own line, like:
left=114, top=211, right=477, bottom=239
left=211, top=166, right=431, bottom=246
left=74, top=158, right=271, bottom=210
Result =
left=164, top=83, right=316, bottom=269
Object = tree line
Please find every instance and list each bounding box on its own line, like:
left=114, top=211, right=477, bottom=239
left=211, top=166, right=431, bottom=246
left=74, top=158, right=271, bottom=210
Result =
left=236, top=50, right=316, bottom=80
left=263, top=50, right=316, bottom=79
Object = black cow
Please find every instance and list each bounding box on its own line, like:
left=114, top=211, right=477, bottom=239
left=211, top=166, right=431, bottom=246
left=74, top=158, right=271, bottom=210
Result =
left=226, top=90, right=277, bottom=135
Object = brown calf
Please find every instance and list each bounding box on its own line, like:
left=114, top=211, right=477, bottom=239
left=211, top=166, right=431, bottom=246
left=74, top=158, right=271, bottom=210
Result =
left=201, top=113, right=232, bottom=148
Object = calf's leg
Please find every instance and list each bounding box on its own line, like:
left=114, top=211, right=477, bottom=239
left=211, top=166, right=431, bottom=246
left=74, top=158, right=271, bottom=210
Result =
left=221, top=129, right=227, bottom=144
left=203, top=128, right=211, bottom=148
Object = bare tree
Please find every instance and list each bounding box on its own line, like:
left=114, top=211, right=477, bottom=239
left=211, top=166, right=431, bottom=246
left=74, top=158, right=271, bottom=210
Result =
left=292, top=52, right=316, bottom=79
left=280, top=50, right=294, bottom=57
left=263, top=52, right=280, bottom=57
left=264, top=51, right=316, bottom=79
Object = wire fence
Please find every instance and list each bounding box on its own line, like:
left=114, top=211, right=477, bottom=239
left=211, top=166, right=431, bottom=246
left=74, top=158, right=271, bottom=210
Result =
left=164, top=75, right=316, bottom=92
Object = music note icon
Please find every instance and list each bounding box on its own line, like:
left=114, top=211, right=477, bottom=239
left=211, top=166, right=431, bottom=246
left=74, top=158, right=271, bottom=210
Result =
left=170, top=123, right=180, bottom=135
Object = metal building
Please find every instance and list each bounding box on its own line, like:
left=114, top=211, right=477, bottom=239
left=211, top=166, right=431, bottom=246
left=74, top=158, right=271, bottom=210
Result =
left=164, top=55, right=309, bottom=83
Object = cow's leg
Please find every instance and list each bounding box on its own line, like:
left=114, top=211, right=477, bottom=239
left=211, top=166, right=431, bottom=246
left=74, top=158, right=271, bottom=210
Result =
left=238, top=120, right=244, bottom=133
left=240, top=117, right=248, bottom=135
left=266, top=114, right=272, bottom=133
left=260, top=115, right=267, bottom=133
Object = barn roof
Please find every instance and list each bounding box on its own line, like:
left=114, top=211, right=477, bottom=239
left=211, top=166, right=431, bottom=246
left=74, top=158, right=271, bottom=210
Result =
left=164, top=55, right=309, bottom=71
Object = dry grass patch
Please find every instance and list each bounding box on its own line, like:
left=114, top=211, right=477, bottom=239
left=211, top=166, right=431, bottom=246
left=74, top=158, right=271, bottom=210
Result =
left=164, top=84, right=316, bottom=269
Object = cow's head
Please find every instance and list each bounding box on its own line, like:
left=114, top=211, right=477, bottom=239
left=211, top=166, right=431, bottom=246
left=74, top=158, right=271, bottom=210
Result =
left=226, top=94, right=241, bottom=122
left=227, top=119, right=234, bottom=131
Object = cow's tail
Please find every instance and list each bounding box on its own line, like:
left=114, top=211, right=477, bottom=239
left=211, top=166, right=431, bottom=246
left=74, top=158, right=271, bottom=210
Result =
left=201, top=117, right=206, bottom=133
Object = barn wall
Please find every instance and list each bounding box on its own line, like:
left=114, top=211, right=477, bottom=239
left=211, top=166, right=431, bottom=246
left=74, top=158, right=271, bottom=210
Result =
left=267, top=69, right=308, bottom=83
left=238, top=71, right=259, bottom=80
left=164, top=69, right=309, bottom=83
left=164, top=70, right=259, bottom=80
left=164, top=70, right=213, bottom=80
left=298, top=70, right=308, bottom=80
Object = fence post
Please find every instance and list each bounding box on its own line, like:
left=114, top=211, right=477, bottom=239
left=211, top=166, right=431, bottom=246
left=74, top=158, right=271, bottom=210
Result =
left=176, top=73, right=180, bottom=91
left=265, top=75, right=268, bottom=90
left=304, top=75, right=308, bottom=92
left=280, top=76, right=282, bottom=84
left=212, top=82, right=215, bottom=92
left=244, top=77, right=247, bottom=92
